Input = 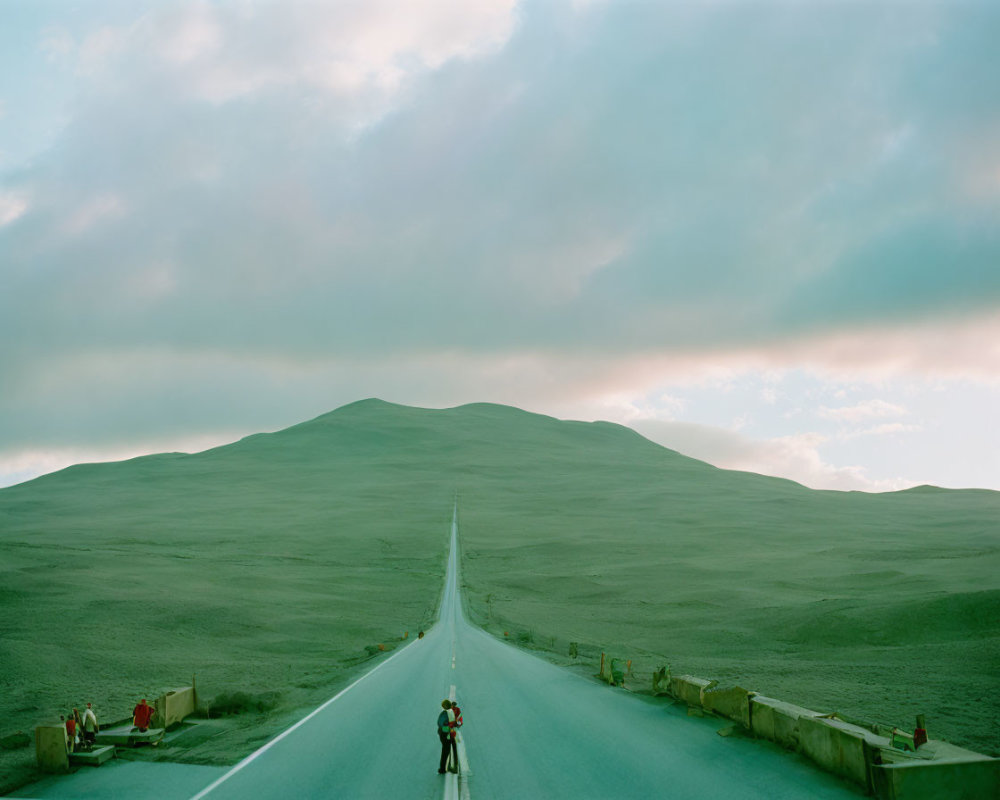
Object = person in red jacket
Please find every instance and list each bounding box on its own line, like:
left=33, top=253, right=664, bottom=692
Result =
left=132, top=699, right=154, bottom=732
left=65, top=712, right=77, bottom=752
left=73, top=708, right=83, bottom=750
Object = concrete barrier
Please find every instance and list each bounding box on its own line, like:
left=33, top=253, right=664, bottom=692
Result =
left=609, top=659, right=625, bottom=687
left=68, top=745, right=115, bottom=766
left=95, top=724, right=163, bottom=747
left=668, top=677, right=754, bottom=729
left=669, top=675, right=714, bottom=707
left=797, top=714, right=887, bottom=790
left=871, top=755, right=999, bottom=800
left=35, top=726, right=68, bottom=773
left=155, top=686, right=197, bottom=729
left=701, top=685, right=754, bottom=729
left=603, top=659, right=996, bottom=796
left=749, top=695, right=824, bottom=751
left=651, top=666, right=670, bottom=695
left=598, top=654, right=626, bottom=686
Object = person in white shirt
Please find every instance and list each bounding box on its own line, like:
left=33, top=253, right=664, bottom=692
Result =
left=82, top=702, right=99, bottom=749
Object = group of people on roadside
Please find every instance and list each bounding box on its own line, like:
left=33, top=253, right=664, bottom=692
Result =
left=61, top=703, right=99, bottom=753
left=59, top=697, right=158, bottom=753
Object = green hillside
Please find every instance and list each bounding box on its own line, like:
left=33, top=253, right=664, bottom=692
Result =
left=1, top=398, right=997, bottom=790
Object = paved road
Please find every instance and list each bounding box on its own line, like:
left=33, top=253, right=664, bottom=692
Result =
left=193, top=508, right=861, bottom=799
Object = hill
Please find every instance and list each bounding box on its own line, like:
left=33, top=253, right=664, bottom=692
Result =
left=1, top=399, right=997, bottom=790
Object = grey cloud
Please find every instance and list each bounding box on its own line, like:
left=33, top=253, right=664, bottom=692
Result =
left=2, top=0, right=999, bottom=454
left=629, top=420, right=890, bottom=492
left=785, top=216, right=1000, bottom=329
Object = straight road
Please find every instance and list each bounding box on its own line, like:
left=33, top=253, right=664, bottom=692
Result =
left=193, top=507, right=861, bottom=799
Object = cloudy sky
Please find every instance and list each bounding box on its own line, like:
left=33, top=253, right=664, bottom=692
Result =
left=2, top=0, right=998, bottom=492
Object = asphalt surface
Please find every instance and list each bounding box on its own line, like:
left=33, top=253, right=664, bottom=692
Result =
left=8, top=509, right=863, bottom=799
left=191, top=508, right=861, bottom=800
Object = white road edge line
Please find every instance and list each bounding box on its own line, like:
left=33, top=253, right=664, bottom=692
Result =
left=458, top=731, right=471, bottom=778
left=188, top=639, right=418, bottom=800
left=444, top=685, right=471, bottom=800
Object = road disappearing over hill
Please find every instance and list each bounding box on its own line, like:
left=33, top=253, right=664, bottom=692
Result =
left=192, top=506, right=861, bottom=800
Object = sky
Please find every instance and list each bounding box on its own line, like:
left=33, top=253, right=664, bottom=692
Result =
left=1, top=0, right=998, bottom=492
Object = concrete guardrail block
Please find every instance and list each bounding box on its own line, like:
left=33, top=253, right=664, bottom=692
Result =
left=35, top=726, right=69, bottom=773
left=670, top=675, right=713, bottom=707
left=798, top=714, right=882, bottom=789
left=701, top=685, right=754, bottom=728
left=872, top=756, right=1000, bottom=800
left=749, top=695, right=823, bottom=751
left=68, top=745, right=115, bottom=766
left=156, top=686, right=196, bottom=729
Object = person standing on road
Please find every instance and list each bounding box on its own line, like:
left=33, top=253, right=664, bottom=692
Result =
left=437, top=700, right=458, bottom=774
left=82, top=702, right=99, bottom=749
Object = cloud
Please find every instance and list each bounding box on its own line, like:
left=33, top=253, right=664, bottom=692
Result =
left=0, top=434, right=238, bottom=490
left=840, top=422, right=922, bottom=440
left=62, top=192, right=126, bottom=235
left=78, top=26, right=130, bottom=74
left=2, top=0, right=998, bottom=490
left=41, top=27, right=75, bottom=60
left=4, top=1, right=998, bottom=365
left=0, top=191, right=28, bottom=226
left=818, top=399, right=907, bottom=422
left=701, top=313, right=1000, bottom=383
left=0, top=339, right=991, bottom=490
left=64, top=1, right=519, bottom=107
left=155, top=4, right=223, bottom=65
left=630, top=420, right=908, bottom=492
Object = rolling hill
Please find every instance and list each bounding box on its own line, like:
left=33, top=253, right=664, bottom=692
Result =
left=1, top=398, right=997, bottom=791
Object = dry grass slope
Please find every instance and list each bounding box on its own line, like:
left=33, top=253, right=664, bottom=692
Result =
left=1, top=399, right=997, bottom=791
